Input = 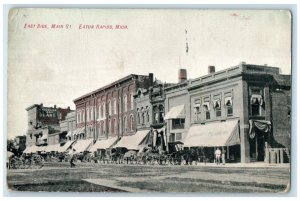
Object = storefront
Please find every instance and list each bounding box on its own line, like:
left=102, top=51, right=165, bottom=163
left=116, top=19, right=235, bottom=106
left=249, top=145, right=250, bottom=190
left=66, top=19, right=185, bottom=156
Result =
left=184, top=120, right=241, bottom=162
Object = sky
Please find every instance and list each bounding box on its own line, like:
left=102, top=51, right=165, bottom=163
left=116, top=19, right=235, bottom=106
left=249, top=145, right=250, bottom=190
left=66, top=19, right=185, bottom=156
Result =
left=7, top=9, right=291, bottom=139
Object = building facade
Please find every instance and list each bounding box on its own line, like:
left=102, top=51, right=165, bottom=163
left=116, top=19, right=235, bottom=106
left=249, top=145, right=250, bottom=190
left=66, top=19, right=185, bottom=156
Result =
left=164, top=63, right=291, bottom=163
left=48, top=111, right=75, bottom=145
left=25, top=104, right=72, bottom=147
left=73, top=74, right=154, bottom=142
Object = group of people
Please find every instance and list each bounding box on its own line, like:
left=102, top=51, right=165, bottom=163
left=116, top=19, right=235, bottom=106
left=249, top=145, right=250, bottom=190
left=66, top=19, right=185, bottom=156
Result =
left=214, top=147, right=226, bottom=165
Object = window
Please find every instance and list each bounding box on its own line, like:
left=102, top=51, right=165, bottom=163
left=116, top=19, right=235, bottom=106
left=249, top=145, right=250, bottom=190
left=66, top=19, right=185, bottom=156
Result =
left=206, top=111, right=210, bottom=120
left=176, top=133, right=182, bottom=141
left=111, top=119, right=115, bottom=134
left=98, top=105, right=101, bottom=119
left=119, top=118, right=122, bottom=134
left=123, top=116, right=127, bottom=132
left=193, top=99, right=201, bottom=122
left=142, top=113, right=145, bottom=124
left=214, top=99, right=221, bottom=118
left=225, top=96, right=233, bottom=117
left=250, top=89, right=264, bottom=116
left=86, top=108, right=89, bottom=122
left=130, top=115, right=134, bottom=131
left=130, top=93, right=134, bottom=110
left=114, top=118, right=117, bottom=134
left=113, top=98, right=117, bottom=114
left=123, top=94, right=128, bottom=112
left=91, top=107, right=94, bottom=121
left=146, top=111, right=149, bottom=123
left=108, top=100, right=111, bottom=115
left=137, top=112, right=140, bottom=124
left=172, top=119, right=185, bottom=129
left=119, top=97, right=122, bottom=113
left=101, top=103, right=104, bottom=118
left=169, top=133, right=175, bottom=142
left=108, top=119, right=110, bottom=134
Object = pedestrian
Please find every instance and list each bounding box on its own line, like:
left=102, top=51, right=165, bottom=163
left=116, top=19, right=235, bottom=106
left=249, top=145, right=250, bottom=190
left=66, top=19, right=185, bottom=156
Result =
left=215, top=148, right=221, bottom=165
left=70, top=149, right=76, bottom=168
left=222, top=149, right=226, bottom=165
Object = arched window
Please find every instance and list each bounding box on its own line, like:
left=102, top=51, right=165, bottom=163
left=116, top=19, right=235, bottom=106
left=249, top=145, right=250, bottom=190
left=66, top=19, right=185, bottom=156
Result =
left=146, top=111, right=149, bottom=123
left=98, top=103, right=102, bottom=119
left=86, top=108, right=89, bottom=122
left=123, top=116, right=127, bottom=132
left=130, top=115, right=134, bottom=131
left=130, top=93, right=134, bottom=110
left=118, top=97, right=122, bottom=113
left=108, top=100, right=111, bottom=115
left=123, top=94, right=128, bottom=112
left=111, top=119, right=115, bottom=134
left=119, top=118, right=122, bottom=134
left=108, top=119, right=111, bottom=135
left=91, top=106, right=94, bottom=121
left=113, top=98, right=117, bottom=114
left=102, top=102, right=106, bottom=118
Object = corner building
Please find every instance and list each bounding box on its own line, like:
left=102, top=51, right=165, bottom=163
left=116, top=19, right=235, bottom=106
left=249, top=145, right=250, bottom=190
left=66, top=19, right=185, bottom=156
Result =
left=164, top=63, right=291, bottom=163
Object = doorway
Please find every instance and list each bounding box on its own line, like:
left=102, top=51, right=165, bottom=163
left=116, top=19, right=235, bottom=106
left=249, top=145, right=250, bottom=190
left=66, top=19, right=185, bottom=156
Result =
left=249, top=130, right=265, bottom=162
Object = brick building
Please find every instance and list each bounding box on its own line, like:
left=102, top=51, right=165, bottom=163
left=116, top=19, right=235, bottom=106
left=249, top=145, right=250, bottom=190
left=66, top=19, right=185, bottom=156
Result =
left=73, top=74, right=154, bottom=150
left=164, top=63, right=291, bottom=163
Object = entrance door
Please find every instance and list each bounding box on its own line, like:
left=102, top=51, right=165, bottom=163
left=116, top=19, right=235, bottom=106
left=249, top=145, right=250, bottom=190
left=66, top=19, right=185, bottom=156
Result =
left=249, top=131, right=265, bottom=162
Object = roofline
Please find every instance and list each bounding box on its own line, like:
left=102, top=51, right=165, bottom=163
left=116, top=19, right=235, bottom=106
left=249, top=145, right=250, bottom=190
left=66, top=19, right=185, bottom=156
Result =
left=73, top=74, right=147, bottom=102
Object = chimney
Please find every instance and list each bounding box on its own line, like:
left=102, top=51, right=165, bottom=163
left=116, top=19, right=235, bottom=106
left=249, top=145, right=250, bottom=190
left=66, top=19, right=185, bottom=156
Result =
left=178, top=69, right=187, bottom=83
left=208, top=66, right=215, bottom=74
left=148, top=73, right=154, bottom=85
left=54, top=105, right=56, bottom=109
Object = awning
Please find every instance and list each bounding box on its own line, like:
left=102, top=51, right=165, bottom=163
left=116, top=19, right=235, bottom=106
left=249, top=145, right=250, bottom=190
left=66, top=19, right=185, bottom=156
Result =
left=23, top=146, right=38, bottom=154
left=114, top=130, right=150, bottom=150
left=184, top=120, right=240, bottom=147
left=58, top=140, right=75, bottom=153
left=249, top=120, right=271, bottom=139
left=90, top=137, right=119, bottom=152
left=44, top=144, right=61, bottom=152
left=72, top=139, right=94, bottom=153
left=164, top=105, right=185, bottom=120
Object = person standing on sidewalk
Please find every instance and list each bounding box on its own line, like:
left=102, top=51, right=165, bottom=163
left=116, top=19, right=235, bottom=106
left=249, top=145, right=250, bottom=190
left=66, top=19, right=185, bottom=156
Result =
left=222, top=148, right=226, bottom=165
left=215, top=148, right=221, bottom=165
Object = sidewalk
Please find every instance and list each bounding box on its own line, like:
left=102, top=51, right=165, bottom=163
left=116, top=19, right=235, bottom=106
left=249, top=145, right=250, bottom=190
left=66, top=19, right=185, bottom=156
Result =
left=193, top=162, right=290, bottom=168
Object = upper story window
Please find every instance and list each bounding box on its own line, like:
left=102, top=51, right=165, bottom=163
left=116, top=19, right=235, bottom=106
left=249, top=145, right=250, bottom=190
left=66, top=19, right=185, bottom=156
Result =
left=224, top=96, right=233, bottom=117
left=130, top=115, right=134, bottom=131
left=102, top=102, right=106, bottom=118
left=90, top=107, right=94, bottom=121
left=108, top=100, right=112, bottom=116
left=113, top=98, right=117, bottom=114
left=123, top=94, right=128, bottom=112
left=172, top=119, right=185, bottom=130
left=130, top=93, right=134, bottom=110
left=118, top=97, right=122, bottom=113
left=87, top=108, right=90, bottom=122
left=98, top=104, right=101, bottom=119
left=123, top=116, right=127, bottom=132
left=202, top=100, right=210, bottom=120
left=213, top=99, right=221, bottom=118
left=193, top=98, right=201, bottom=122
left=250, top=88, right=264, bottom=116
